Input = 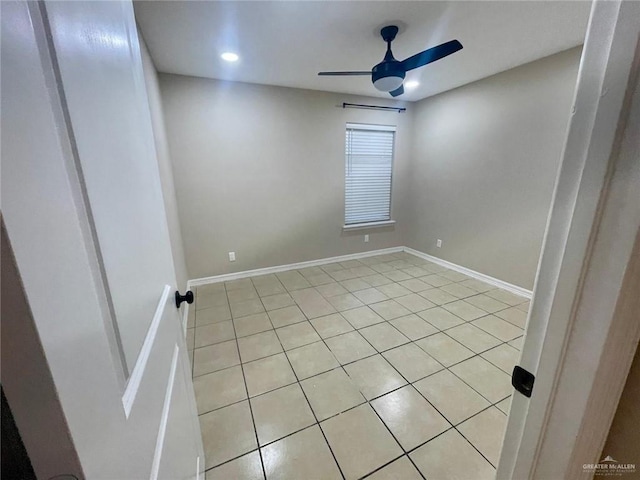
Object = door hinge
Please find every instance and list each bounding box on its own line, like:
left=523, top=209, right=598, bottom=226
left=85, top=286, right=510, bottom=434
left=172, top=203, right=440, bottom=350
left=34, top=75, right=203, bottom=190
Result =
left=512, top=365, right=535, bottom=398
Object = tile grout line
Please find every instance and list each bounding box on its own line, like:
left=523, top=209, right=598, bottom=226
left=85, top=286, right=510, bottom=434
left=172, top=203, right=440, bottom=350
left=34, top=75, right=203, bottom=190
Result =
left=357, top=311, right=512, bottom=471
left=311, top=313, right=423, bottom=480
left=332, top=300, right=499, bottom=477
left=356, top=452, right=416, bottom=480
left=222, top=282, right=268, bottom=480
left=200, top=381, right=516, bottom=467
left=276, top=263, right=442, bottom=478
left=189, top=307, right=522, bottom=362
left=308, top=265, right=518, bottom=473
left=254, top=283, right=348, bottom=480
left=360, top=351, right=502, bottom=473
left=287, top=290, right=380, bottom=480
left=192, top=312, right=521, bottom=409
left=330, top=306, right=438, bottom=479
left=191, top=319, right=521, bottom=406
left=187, top=359, right=513, bottom=422
left=189, top=262, right=524, bottom=336
left=190, top=292, right=524, bottom=341
left=193, top=319, right=520, bottom=419
left=194, top=253, right=527, bottom=477
left=343, top=258, right=512, bottom=453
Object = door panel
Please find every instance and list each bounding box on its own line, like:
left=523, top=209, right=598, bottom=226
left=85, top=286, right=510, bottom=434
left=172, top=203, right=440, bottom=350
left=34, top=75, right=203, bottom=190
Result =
left=156, top=345, right=203, bottom=480
left=123, top=287, right=202, bottom=479
left=124, top=288, right=179, bottom=477
left=44, top=0, right=176, bottom=371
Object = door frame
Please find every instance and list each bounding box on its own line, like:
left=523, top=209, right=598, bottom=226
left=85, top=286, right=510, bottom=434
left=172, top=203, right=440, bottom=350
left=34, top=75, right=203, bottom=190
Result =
left=497, top=0, right=640, bottom=478
left=4, top=0, right=637, bottom=477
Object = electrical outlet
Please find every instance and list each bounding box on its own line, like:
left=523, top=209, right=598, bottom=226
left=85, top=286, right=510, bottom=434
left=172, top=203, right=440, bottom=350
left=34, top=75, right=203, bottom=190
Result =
left=228, top=251, right=236, bottom=262
left=436, top=239, right=442, bottom=248
left=364, top=234, right=369, bottom=243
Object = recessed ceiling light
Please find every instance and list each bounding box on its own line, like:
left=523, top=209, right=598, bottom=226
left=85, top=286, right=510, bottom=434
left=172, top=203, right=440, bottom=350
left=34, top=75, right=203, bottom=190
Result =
left=405, top=81, right=420, bottom=89
left=221, top=52, right=239, bottom=62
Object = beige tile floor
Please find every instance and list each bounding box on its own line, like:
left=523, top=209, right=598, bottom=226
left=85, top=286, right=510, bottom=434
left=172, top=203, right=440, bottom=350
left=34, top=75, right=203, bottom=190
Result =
left=186, top=252, right=528, bottom=480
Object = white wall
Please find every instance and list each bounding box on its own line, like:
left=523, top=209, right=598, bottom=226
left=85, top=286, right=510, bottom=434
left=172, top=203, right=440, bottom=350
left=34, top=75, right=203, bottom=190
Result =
left=157, top=49, right=581, bottom=286
left=139, top=32, right=189, bottom=289
left=159, top=75, right=411, bottom=278
left=407, top=48, right=581, bottom=289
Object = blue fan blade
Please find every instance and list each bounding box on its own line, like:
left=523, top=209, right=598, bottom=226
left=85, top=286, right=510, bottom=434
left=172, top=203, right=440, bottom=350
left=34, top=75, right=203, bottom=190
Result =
left=318, top=71, right=371, bottom=76
left=400, top=40, right=463, bottom=72
left=389, top=85, right=404, bottom=97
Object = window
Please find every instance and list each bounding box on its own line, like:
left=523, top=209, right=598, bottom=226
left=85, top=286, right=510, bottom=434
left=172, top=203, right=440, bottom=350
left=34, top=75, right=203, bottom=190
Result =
left=344, top=123, right=396, bottom=227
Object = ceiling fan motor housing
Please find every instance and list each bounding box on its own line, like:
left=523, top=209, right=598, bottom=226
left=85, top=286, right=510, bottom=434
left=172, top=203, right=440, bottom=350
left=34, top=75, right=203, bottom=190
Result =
left=372, top=60, right=405, bottom=92
left=318, top=23, right=462, bottom=97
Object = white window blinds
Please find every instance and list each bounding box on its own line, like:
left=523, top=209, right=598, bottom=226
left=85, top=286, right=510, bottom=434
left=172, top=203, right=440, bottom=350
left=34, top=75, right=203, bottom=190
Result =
left=345, top=123, right=396, bottom=225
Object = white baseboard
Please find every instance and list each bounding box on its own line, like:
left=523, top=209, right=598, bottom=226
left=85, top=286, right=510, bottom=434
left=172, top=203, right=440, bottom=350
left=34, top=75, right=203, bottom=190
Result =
left=186, top=245, right=532, bottom=299
left=402, top=247, right=532, bottom=298
left=187, top=247, right=404, bottom=288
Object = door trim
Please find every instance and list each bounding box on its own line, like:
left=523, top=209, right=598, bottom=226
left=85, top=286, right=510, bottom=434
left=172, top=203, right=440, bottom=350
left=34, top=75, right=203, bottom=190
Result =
left=497, top=1, right=640, bottom=477
left=122, top=285, right=172, bottom=418
left=150, top=344, right=180, bottom=480
left=542, top=21, right=640, bottom=475
left=567, top=232, right=640, bottom=477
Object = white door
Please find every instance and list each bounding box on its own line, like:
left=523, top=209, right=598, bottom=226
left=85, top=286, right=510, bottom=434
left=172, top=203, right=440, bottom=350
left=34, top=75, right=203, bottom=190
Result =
left=1, top=1, right=204, bottom=478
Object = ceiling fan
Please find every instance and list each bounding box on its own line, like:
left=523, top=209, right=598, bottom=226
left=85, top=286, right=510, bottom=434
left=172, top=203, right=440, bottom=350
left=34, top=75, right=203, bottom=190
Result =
left=318, top=25, right=463, bottom=97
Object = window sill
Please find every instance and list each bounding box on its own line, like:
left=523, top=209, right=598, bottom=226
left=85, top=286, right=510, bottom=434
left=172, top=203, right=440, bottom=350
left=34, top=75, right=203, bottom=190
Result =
left=342, top=220, right=396, bottom=231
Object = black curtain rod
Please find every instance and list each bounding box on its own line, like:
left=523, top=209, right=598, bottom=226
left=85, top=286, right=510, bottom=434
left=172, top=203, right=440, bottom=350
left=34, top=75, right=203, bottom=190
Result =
left=342, top=102, right=406, bottom=113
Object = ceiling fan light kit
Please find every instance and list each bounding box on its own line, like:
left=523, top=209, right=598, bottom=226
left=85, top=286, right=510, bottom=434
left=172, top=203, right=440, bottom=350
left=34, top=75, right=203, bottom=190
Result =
left=373, top=74, right=404, bottom=92
left=318, top=24, right=462, bottom=97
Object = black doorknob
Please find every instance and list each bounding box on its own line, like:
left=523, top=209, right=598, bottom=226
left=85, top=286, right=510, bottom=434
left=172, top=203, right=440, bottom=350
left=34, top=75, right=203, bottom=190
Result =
left=175, top=290, right=194, bottom=309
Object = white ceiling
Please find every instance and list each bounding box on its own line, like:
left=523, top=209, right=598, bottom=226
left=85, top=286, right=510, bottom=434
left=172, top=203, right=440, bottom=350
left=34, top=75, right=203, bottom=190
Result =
left=134, top=1, right=591, bottom=102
